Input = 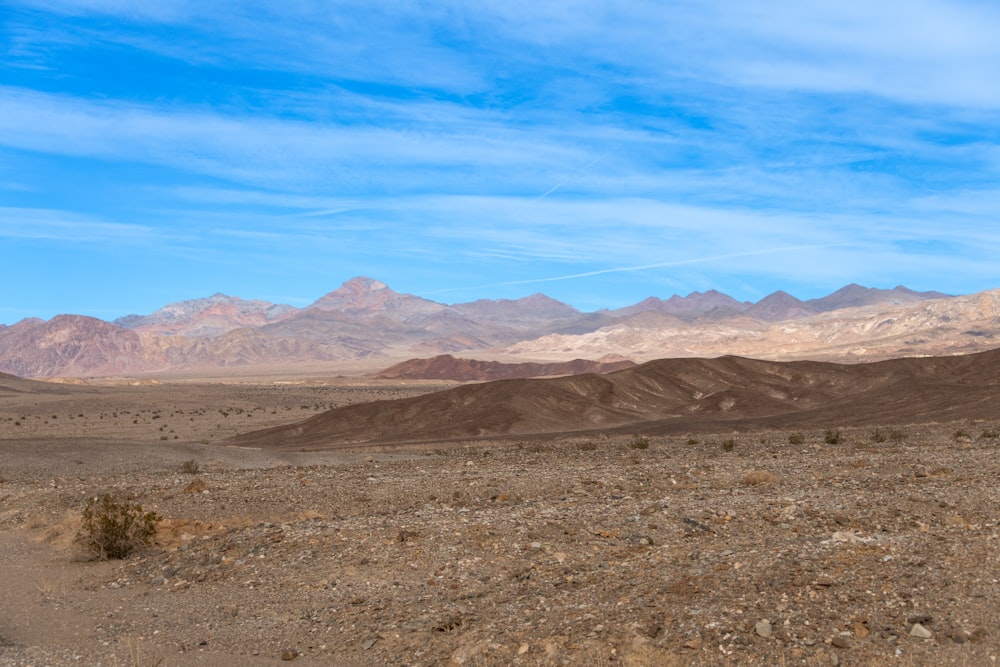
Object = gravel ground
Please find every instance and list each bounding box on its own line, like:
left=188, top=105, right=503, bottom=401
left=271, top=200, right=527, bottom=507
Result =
left=1, top=423, right=998, bottom=666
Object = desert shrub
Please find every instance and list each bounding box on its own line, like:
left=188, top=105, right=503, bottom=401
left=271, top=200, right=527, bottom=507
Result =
left=721, top=438, right=736, bottom=452
left=953, top=429, right=971, bottom=440
left=75, top=494, right=161, bottom=561
left=979, top=429, right=999, bottom=439
left=686, top=437, right=700, bottom=445
left=179, top=459, right=200, bottom=474
left=629, top=437, right=650, bottom=450
left=741, top=470, right=780, bottom=486
left=824, top=429, right=842, bottom=445
left=788, top=432, right=805, bottom=445
left=871, top=428, right=887, bottom=443
left=577, top=441, right=598, bottom=451
left=888, top=429, right=908, bottom=442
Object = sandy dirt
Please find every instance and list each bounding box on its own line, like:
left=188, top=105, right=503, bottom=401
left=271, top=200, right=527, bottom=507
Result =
left=1, top=378, right=998, bottom=666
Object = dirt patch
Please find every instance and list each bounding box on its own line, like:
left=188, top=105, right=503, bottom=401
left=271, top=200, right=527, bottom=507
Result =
left=2, top=423, right=999, bottom=665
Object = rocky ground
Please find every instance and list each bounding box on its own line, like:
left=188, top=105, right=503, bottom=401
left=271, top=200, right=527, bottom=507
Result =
left=1, top=379, right=998, bottom=666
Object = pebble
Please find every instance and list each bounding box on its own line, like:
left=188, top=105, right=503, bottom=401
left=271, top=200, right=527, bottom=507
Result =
left=910, top=623, right=933, bottom=639
left=831, top=635, right=851, bottom=648
left=280, top=647, right=298, bottom=660
left=755, top=620, right=772, bottom=638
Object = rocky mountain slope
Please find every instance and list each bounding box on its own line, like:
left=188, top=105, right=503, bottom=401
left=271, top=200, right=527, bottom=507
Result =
left=0, top=277, right=987, bottom=378
left=373, top=354, right=636, bottom=381
left=507, top=289, right=1000, bottom=362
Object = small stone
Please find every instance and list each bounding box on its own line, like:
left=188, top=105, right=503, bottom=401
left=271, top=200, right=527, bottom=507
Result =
left=362, top=637, right=377, bottom=650
left=683, top=635, right=703, bottom=650
left=910, top=623, right=932, bottom=639
left=529, top=542, right=542, bottom=550
left=755, top=620, right=773, bottom=638
left=517, top=643, right=529, bottom=655
left=831, top=635, right=851, bottom=648
left=280, top=647, right=298, bottom=660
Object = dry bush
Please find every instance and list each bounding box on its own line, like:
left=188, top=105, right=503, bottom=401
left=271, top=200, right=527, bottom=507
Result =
left=787, top=432, right=805, bottom=445
left=628, top=437, right=650, bottom=450
left=75, top=493, right=161, bottom=561
left=741, top=470, right=780, bottom=486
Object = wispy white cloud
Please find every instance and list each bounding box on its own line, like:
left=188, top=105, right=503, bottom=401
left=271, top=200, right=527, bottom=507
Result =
left=0, top=206, right=158, bottom=243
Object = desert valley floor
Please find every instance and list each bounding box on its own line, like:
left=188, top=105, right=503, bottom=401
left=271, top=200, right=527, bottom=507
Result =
left=1, top=368, right=998, bottom=666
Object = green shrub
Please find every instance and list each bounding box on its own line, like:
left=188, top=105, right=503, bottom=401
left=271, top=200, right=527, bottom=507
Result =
left=824, top=430, right=842, bottom=445
left=721, top=438, right=736, bottom=452
left=75, top=494, right=161, bottom=561
left=953, top=429, right=971, bottom=440
left=788, top=432, right=805, bottom=445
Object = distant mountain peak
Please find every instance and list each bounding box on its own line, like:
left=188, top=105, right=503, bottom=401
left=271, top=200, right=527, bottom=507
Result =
left=309, top=277, right=444, bottom=316
left=342, top=276, right=388, bottom=291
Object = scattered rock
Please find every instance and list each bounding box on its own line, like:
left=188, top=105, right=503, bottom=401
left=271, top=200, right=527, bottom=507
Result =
left=910, top=623, right=933, bottom=639
left=182, top=478, right=208, bottom=494
left=755, top=620, right=772, bottom=638
left=683, top=635, right=703, bottom=650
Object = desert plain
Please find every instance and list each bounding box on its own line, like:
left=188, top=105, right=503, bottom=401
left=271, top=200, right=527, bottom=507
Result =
left=1, top=359, right=998, bottom=667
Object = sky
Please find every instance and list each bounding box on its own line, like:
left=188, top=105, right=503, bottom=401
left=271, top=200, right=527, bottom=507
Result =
left=3, top=1, right=1000, bottom=323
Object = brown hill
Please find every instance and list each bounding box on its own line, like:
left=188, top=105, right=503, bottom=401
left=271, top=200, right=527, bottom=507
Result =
left=0, top=371, right=88, bottom=395
left=232, top=347, right=1000, bottom=449
left=373, top=354, right=636, bottom=381
left=0, top=315, right=147, bottom=377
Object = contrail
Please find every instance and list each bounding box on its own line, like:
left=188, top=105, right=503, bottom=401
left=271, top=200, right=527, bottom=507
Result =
left=495, top=244, right=843, bottom=287
left=426, top=244, right=845, bottom=296
left=534, top=145, right=619, bottom=202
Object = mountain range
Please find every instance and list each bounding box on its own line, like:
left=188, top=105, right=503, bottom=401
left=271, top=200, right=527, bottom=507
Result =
left=1, top=277, right=996, bottom=378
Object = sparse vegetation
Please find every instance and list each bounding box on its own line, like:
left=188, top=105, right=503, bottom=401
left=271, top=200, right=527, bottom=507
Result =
left=577, top=441, right=598, bottom=451
left=179, top=459, right=200, bottom=474
left=721, top=438, right=736, bottom=452
left=628, top=436, right=650, bottom=450
left=953, top=428, right=971, bottom=440
left=979, top=429, right=999, bottom=439
left=686, top=437, right=699, bottom=445
left=75, top=493, right=161, bottom=561
left=788, top=432, right=805, bottom=445
left=824, top=429, right=842, bottom=444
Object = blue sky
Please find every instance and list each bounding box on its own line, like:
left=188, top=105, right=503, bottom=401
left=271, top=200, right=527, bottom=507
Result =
left=3, top=1, right=1000, bottom=322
